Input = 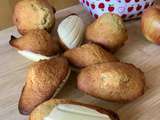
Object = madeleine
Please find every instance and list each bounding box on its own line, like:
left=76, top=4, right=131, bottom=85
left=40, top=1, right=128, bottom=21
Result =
left=85, top=13, right=128, bottom=52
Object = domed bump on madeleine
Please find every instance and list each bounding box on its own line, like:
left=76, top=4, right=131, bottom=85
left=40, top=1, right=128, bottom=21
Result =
left=64, top=43, right=119, bottom=68
left=57, top=14, right=85, bottom=49
left=77, top=62, right=145, bottom=102
left=85, top=13, right=128, bottom=52
left=18, top=57, right=71, bottom=115
left=9, top=29, right=60, bottom=61
left=13, top=0, right=56, bottom=35
left=29, top=99, right=120, bottom=120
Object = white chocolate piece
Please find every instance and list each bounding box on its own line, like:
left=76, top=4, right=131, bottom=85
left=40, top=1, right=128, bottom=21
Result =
left=44, top=104, right=111, bottom=120
left=18, top=50, right=52, bottom=61
left=57, top=15, right=85, bottom=49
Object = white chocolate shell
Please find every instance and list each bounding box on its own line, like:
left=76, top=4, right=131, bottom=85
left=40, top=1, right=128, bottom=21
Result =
left=57, top=15, right=85, bottom=49
left=18, top=50, right=52, bottom=61
left=44, top=104, right=111, bottom=120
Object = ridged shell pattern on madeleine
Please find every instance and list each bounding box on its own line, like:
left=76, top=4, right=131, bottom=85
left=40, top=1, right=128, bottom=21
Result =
left=9, top=29, right=60, bottom=61
left=77, top=62, right=145, bottom=102
left=57, top=15, right=85, bottom=49
left=18, top=57, right=70, bottom=115
left=64, top=43, right=119, bottom=68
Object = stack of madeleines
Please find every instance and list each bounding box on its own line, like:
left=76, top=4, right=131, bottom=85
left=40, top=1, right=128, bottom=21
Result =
left=10, top=0, right=159, bottom=119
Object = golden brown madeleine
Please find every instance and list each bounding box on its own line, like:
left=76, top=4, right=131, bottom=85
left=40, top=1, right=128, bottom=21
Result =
left=77, top=62, right=145, bottom=102
left=85, top=13, right=128, bottom=52
left=29, top=99, right=119, bottom=120
left=19, top=57, right=70, bottom=115
left=9, top=29, right=60, bottom=57
left=13, top=0, right=55, bottom=35
left=64, top=43, right=119, bottom=68
left=141, top=5, right=160, bottom=44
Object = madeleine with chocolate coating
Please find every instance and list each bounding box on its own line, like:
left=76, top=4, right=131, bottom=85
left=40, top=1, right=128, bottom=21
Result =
left=29, top=99, right=119, bottom=120
left=19, top=57, right=70, bottom=115
left=9, top=29, right=60, bottom=61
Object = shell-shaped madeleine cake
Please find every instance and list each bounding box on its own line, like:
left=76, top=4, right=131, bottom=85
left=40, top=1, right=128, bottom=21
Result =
left=9, top=29, right=60, bottom=61
left=57, top=15, right=85, bottom=49
left=18, top=57, right=71, bottom=115
left=85, top=13, right=128, bottom=52
left=29, top=99, right=120, bottom=120
left=64, top=43, right=119, bottom=68
left=13, top=0, right=56, bottom=34
left=77, top=62, right=145, bottom=102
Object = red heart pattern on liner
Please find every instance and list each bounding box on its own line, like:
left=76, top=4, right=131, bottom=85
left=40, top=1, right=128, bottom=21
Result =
left=79, top=0, right=155, bottom=20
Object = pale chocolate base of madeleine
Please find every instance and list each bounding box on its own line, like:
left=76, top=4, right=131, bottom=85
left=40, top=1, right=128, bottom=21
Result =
left=29, top=99, right=119, bottom=120
left=52, top=69, right=71, bottom=98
